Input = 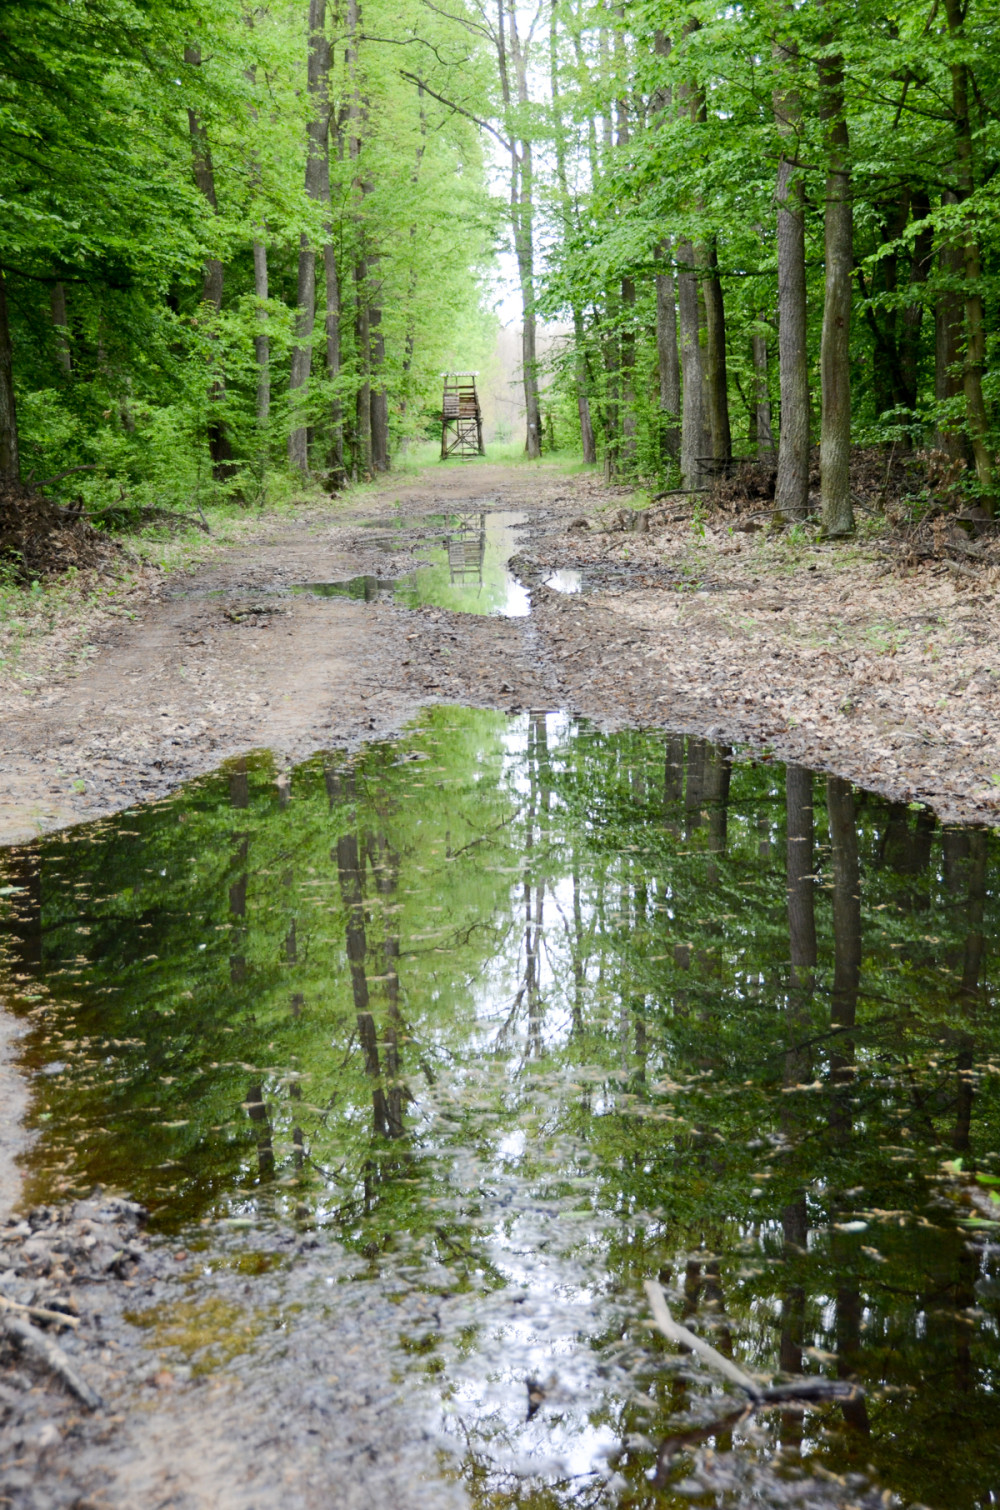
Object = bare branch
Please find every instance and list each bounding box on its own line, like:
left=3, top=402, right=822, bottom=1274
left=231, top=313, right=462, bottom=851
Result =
left=398, top=70, right=517, bottom=157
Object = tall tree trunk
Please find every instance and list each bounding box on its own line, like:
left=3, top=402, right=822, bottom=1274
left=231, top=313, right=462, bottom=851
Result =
left=702, top=240, right=731, bottom=467
left=0, top=268, right=19, bottom=482
left=773, top=40, right=810, bottom=520
left=655, top=252, right=681, bottom=460
left=677, top=240, right=707, bottom=489
left=324, top=242, right=343, bottom=478
left=369, top=300, right=388, bottom=471
left=502, top=0, right=541, bottom=459
left=651, top=36, right=680, bottom=463
left=185, top=45, right=234, bottom=480
left=289, top=236, right=316, bottom=472
left=752, top=322, right=775, bottom=456
left=936, top=188, right=966, bottom=461
left=620, top=277, right=637, bottom=463
left=573, top=308, right=597, bottom=463
left=354, top=264, right=372, bottom=475
left=50, top=282, right=71, bottom=375
left=288, top=0, right=330, bottom=473
left=945, top=0, right=993, bottom=504
left=818, top=33, right=853, bottom=537
left=550, top=4, right=595, bottom=464
left=253, top=238, right=270, bottom=424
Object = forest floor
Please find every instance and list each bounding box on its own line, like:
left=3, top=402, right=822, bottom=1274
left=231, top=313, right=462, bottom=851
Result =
left=0, top=456, right=999, bottom=847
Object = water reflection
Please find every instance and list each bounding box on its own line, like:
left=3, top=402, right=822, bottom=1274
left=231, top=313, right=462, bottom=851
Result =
left=1, top=711, right=1000, bottom=1507
left=295, top=510, right=531, bottom=616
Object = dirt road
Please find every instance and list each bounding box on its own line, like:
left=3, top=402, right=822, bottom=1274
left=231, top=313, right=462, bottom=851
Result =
left=1, top=459, right=999, bottom=845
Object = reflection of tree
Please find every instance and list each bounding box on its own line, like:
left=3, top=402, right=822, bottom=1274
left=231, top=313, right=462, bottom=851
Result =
left=827, top=776, right=861, bottom=1138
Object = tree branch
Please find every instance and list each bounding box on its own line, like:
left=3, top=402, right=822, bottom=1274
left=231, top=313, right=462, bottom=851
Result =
left=398, top=71, right=516, bottom=157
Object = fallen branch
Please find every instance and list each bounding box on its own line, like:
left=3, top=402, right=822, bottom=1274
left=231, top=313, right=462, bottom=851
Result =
left=2, top=1313, right=103, bottom=1409
left=645, top=1279, right=762, bottom=1398
left=645, top=1279, right=863, bottom=1481
left=36, top=464, right=99, bottom=490
left=0, top=1294, right=78, bottom=1329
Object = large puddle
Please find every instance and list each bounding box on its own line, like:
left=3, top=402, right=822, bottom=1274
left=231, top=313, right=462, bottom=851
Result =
left=2, top=710, right=1000, bottom=1505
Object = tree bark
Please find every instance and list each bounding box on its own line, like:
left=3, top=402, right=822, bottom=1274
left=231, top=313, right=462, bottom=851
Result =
left=945, top=0, right=993, bottom=503
left=773, top=40, right=810, bottom=520
left=677, top=240, right=707, bottom=489
left=655, top=254, right=681, bottom=460
left=288, top=0, right=331, bottom=473
left=0, top=268, right=19, bottom=482
left=752, top=324, right=775, bottom=456
left=369, top=301, right=389, bottom=472
left=184, top=45, right=234, bottom=480
left=252, top=238, right=269, bottom=424
left=702, top=240, right=731, bottom=467
left=550, top=4, right=595, bottom=464
left=818, top=35, right=853, bottom=537
left=935, top=188, right=966, bottom=462
left=502, top=0, right=541, bottom=459
left=354, top=264, right=372, bottom=476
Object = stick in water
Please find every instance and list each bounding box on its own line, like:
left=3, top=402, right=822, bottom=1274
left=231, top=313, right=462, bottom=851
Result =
left=644, top=1279, right=763, bottom=1401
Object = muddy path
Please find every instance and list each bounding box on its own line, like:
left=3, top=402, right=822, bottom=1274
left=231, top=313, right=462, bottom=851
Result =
left=1, top=461, right=999, bottom=845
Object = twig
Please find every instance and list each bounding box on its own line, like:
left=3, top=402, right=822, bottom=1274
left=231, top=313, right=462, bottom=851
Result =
left=0, top=1295, right=78, bottom=1330
left=2, top=1314, right=103, bottom=1409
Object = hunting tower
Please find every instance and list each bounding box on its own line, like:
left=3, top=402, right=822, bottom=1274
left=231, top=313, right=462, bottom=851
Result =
left=440, top=373, right=485, bottom=460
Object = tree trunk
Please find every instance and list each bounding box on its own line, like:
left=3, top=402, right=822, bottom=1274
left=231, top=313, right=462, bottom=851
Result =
left=752, top=324, right=775, bottom=456
left=324, top=242, right=343, bottom=477
left=0, top=268, right=19, bottom=482
left=50, top=282, right=71, bottom=375
left=773, top=42, right=810, bottom=520
left=620, top=276, right=637, bottom=463
left=945, top=0, right=993, bottom=503
left=655, top=253, right=681, bottom=460
left=252, top=238, right=269, bottom=424
left=288, top=0, right=330, bottom=473
left=677, top=240, right=707, bottom=489
left=369, top=302, right=389, bottom=472
left=818, top=37, right=853, bottom=537
left=185, top=45, right=234, bottom=480
left=574, top=308, right=597, bottom=463
left=935, top=188, right=966, bottom=461
left=288, top=236, right=316, bottom=472
left=702, top=240, right=731, bottom=467
left=354, top=264, right=372, bottom=475
left=550, top=6, right=595, bottom=465
left=503, top=0, right=541, bottom=459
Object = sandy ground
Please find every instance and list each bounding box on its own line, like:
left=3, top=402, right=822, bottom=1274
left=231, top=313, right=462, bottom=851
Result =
left=1, top=460, right=998, bottom=847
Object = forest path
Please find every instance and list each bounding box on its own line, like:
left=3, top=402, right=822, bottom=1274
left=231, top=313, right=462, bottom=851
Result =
left=1, top=458, right=999, bottom=844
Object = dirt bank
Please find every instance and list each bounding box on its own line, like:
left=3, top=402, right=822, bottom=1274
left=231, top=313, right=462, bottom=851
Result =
left=0, top=460, right=998, bottom=848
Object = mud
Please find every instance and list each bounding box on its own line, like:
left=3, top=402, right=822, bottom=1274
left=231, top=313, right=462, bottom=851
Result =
left=1, top=462, right=998, bottom=847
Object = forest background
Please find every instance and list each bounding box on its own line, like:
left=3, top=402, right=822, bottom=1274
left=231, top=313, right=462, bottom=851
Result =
left=0, top=0, right=997, bottom=550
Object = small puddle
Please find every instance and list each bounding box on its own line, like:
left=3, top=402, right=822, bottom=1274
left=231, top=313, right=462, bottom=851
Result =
left=297, top=510, right=531, bottom=617
left=2, top=713, right=1000, bottom=1505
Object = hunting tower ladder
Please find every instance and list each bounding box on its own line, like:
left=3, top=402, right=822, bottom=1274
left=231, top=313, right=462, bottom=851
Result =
left=441, top=373, right=485, bottom=459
